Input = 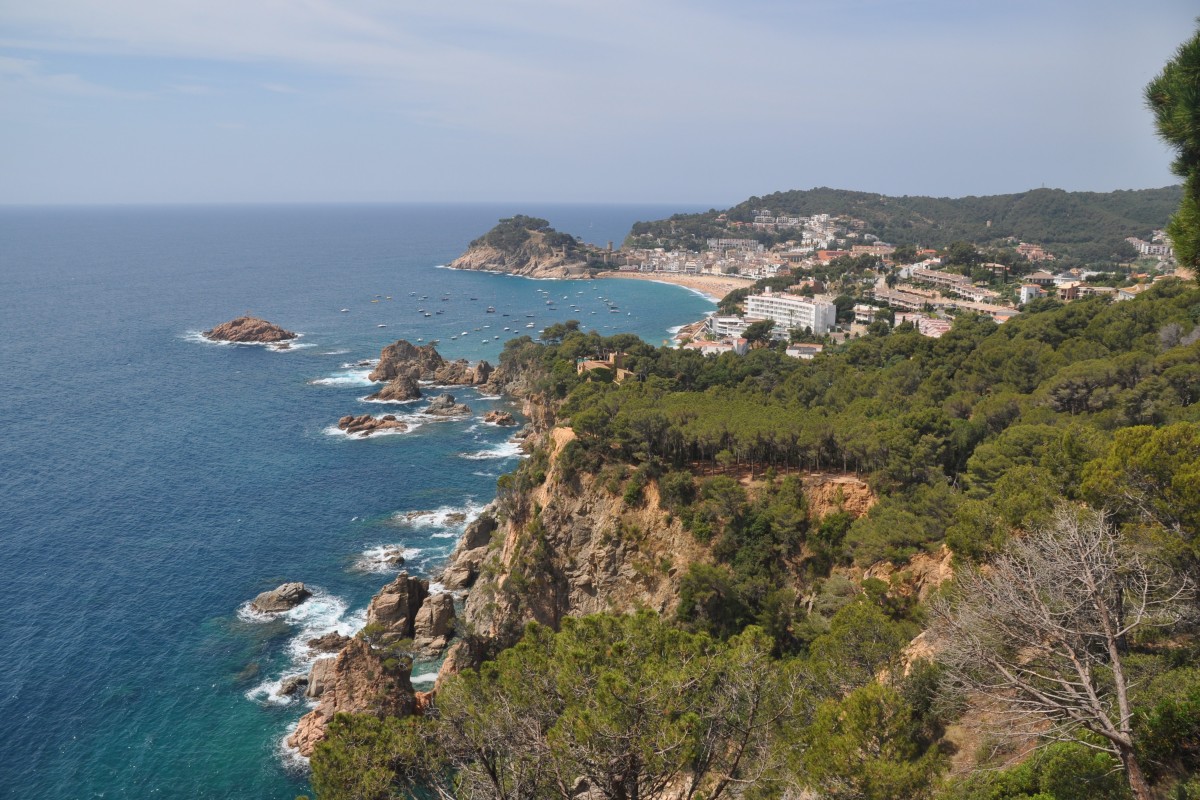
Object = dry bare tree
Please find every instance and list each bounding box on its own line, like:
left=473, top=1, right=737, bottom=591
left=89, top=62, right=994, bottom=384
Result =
left=930, top=506, right=1192, bottom=800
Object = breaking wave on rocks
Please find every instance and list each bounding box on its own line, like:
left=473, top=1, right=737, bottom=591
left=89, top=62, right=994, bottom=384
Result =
left=390, top=502, right=485, bottom=530
left=322, top=416, right=424, bottom=440
left=183, top=330, right=313, bottom=351
left=310, top=369, right=377, bottom=387
left=354, top=544, right=424, bottom=574
left=242, top=591, right=366, bottom=707
left=460, top=440, right=525, bottom=460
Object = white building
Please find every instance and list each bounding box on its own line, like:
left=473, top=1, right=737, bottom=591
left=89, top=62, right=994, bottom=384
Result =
left=745, top=289, right=837, bottom=336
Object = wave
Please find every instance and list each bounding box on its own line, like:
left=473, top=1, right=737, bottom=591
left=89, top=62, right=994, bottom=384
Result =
left=410, top=672, right=438, bottom=686
left=241, top=591, right=367, bottom=706
left=358, top=395, right=424, bottom=406
left=183, top=330, right=312, bottom=351
left=310, top=369, right=377, bottom=387
left=391, top=502, right=485, bottom=530
left=460, top=440, right=525, bottom=460
left=322, top=349, right=351, bottom=356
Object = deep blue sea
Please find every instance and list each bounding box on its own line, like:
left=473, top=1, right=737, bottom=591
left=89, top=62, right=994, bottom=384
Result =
left=0, top=204, right=713, bottom=799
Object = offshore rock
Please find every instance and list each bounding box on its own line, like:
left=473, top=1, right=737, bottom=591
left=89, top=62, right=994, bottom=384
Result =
left=369, top=340, right=445, bottom=382
left=277, top=675, right=308, bottom=697
left=366, top=372, right=422, bottom=402
left=337, top=413, right=408, bottom=436
left=288, top=638, right=416, bottom=756
left=250, top=582, right=311, bottom=613
left=483, top=410, right=516, bottom=426
left=203, top=316, right=297, bottom=344
left=423, top=394, right=471, bottom=417
left=433, top=359, right=494, bottom=386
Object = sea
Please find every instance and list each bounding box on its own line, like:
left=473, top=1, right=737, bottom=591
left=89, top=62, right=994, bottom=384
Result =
left=0, top=203, right=715, bottom=799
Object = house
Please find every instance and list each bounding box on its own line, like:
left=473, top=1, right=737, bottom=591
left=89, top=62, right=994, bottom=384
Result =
left=576, top=352, right=634, bottom=382
left=785, top=343, right=824, bottom=359
left=1019, top=284, right=1046, bottom=304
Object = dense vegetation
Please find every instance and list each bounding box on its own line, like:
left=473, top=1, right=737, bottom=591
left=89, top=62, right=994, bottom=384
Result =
left=311, top=281, right=1200, bottom=800
left=1147, top=27, right=1200, bottom=269
left=626, top=186, right=1181, bottom=263
left=470, top=214, right=581, bottom=253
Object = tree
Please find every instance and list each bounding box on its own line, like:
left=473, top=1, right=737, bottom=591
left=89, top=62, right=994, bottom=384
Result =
left=743, top=319, right=775, bottom=346
left=1145, top=23, right=1200, bottom=269
left=930, top=506, right=1192, bottom=800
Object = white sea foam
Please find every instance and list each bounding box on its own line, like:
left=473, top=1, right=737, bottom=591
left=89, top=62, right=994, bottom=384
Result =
left=460, top=440, right=525, bottom=460
left=323, top=349, right=351, bottom=356
left=391, top=502, right=485, bottom=529
left=355, top=544, right=424, bottom=574
left=183, top=330, right=311, bottom=351
left=323, top=417, right=423, bottom=440
left=358, top=394, right=424, bottom=406
left=410, top=672, right=438, bottom=685
left=310, top=368, right=376, bottom=387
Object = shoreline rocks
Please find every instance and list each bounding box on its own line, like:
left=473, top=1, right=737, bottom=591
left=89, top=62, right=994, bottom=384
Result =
left=483, top=410, right=516, bottom=426
left=337, top=414, right=408, bottom=436
left=251, top=582, right=311, bottom=613
left=423, top=394, right=471, bottom=417
left=203, top=316, right=297, bottom=344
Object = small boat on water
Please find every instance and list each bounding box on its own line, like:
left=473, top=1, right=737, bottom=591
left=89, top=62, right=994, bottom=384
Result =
left=377, top=324, right=387, bottom=328
left=340, top=308, right=349, bottom=312
left=486, top=306, right=495, bottom=313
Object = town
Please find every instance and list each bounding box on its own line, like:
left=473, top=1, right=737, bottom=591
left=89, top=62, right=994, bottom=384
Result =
left=606, top=209, right=1183, bottom=356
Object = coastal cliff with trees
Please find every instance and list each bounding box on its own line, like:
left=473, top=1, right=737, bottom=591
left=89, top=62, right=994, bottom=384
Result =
left=300, top=28, right=1200, bottom=800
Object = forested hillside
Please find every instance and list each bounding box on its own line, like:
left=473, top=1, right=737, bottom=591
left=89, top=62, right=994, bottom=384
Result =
left=627, top=186, right=1181, bottom=263
left=311, top=282, right=1200, bottom=800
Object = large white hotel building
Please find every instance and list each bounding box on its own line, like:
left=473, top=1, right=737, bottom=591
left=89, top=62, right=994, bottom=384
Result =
left=744, top=290, right=837, bottom=336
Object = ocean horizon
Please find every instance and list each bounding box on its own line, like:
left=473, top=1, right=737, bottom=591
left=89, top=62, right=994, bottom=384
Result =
left=0, top=203, right=713, bottom=799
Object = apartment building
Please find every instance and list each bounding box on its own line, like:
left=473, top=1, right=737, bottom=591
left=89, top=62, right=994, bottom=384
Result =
left=745, top=289, right=837, bottom=336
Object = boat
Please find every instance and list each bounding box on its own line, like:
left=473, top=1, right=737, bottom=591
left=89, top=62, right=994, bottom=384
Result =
left=525, top=322, right=536, bottom=328
left=481, top=339, right=490, bottom=343
left=486, top=306, right=495, bottom=313
left=424, top=313, right=432, bottom=317
left=340, top=308, right=349, bottom=312
left=377, top=324, right=387, bottom=328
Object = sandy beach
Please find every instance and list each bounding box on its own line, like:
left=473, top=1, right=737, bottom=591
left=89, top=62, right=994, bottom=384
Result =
left=596, top=271, right=755, bottom=303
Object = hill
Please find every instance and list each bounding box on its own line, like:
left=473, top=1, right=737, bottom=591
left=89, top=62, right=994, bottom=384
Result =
left=626, top=186, right=1182, bottom=263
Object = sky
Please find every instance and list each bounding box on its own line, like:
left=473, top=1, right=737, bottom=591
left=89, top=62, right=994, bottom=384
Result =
left=0, top=0, right=1194, bottom=206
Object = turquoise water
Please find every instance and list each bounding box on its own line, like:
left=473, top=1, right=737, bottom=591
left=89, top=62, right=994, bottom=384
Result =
left=0, top=204, right=713, bottom=799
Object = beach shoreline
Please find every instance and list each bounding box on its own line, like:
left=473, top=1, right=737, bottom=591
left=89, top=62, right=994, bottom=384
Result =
left=596, top=271, right=754, bottom=303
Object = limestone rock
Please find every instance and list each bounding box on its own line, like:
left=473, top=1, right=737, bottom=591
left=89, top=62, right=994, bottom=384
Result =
left=288, top=638, right=416, bottom=756
left=366, top=372, right=422, bottom=402
left=337, top=413, right=409, bottom=436
left=251, top=582, right=311, bottom=613
left=423, top=394, right=471, bottom=417
left=203, top=316, right=297, bottom=344
left=412, top=594, right=456, bottom=655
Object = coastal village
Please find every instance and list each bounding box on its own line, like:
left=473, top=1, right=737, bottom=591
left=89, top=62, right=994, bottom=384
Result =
left=599, top=209, right=1185, bottom=357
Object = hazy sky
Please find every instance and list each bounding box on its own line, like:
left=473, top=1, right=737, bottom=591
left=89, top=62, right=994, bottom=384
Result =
left=0, top=1, right=1194, bottom=206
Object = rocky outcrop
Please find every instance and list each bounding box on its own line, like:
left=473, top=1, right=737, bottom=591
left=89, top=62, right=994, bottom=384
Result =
left=278, top=675, right=308, bottom=697
left=367, top=340, right=492, bottom=389
left=203, top=316, right=297, bottom=344
left=863, top=545, right=954, bottom=602
left=412, top=594, right=456, bottom=655
left=337, top=414, right=408, bottom=436
left=366, top=573, right=428, bottom=643
left=483, top=410, right=516, bottom=426
left=305, top=657, right=337, bottom=699
left=433, top=359, right=493, bottom=386
left=307, top=631, right=351, bottom=653
left=366, top=373, right=422, bottom=402
left=251, top=582, right=311, bottom=613
left=287, top=638, right=416, bottom=756
left=369, top=340, right=445, bottom=382
left=423, top=394, right=471, bottom=417
left=805, top=474, right=877, bottom=521
left=441, top=511, right=498, bottom=590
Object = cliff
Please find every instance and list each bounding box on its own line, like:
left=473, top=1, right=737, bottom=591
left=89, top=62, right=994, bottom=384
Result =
left=447, top=215, right=606, bottom=278
left=365, top=339, right=492, bottom=402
